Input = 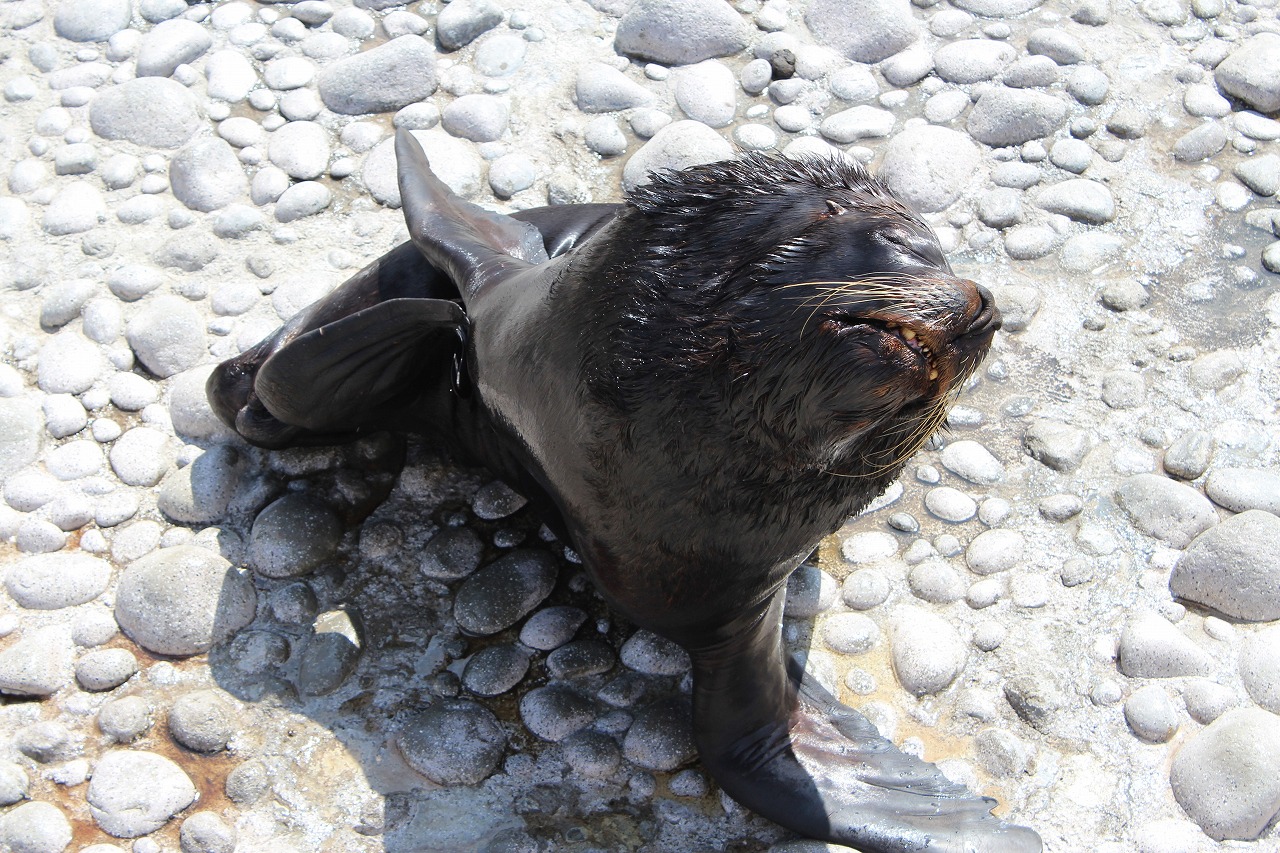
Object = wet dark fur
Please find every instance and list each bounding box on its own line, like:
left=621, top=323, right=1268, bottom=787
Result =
left=209, top=138, right=1038, bottom=853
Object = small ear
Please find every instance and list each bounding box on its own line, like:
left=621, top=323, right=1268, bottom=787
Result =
left=395, top=129, right=548, bottom=297
left=254, top=297, right=467, bottom=433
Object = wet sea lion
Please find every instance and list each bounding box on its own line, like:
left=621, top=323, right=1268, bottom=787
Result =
left=209, top=129, right=1041, bottom=852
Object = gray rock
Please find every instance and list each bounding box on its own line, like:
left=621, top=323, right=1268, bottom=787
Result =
left=168, top=689, right=236, bottom=752
left=249, top=494, right=343, bottom=579
left=399, top=700, right=505, bottom=784
left=170, top=139, right=246, bottom=212
left=1170, top=511, right=1280, bottom=622
left=4, top=553, right=110, bottom=609
left=978, top=187, right=1024, bottom=228
left=114, top=546, right=257, bottom=656
left=615, top=0, right=750, bottom=65
left=127, top=295, right=207, bottom=378
left=54, top=0, right=131, bottom=41
left=783, top=564, right=838, bottom=618
left=97, top=696, right=152, bottom=742
left=274, top=181, right=331, bottom=222
left=519, top=682, right=596, bottom=741
left=674, top=60, right=736, bottom=128
left=966, top=529, right=1024, bottom=574
left=934, top=40, right=1015, bottom=83
left=819, top=105, right=895, bottom=143
left=268, top=121, right=330, bottom=180
left=106, top=264, right=164, bottom=301
left=924, top=486, right=977, bottom=522
left=1124, top=685, right=1179, bottom=742
left=180, top=812, right=236, bottom=853
left=1035, top=179, right=1115, bottom=223
left=908, top=561, right=964, bottom=603
left=890, top=607, right=966, bottom=695
left=296, top=624, right=359, bottom=696
left=441, top=94, right=509, bottom=143
left=157, top=445, right=244, bottom=524
left=136, top=19, right=212, bottom=78
left=488, top=153, right=537, bottom=196
left=548, top=640, right=615, bottom=679
left=1115, top=474, right=1217, bottom=548
left=42, top=394, right=86, bottom=439
left=1164, top=430, right=1212, bottom=479
left=0, top=399, right=43, bottom=478
left=1028, top=27, right=1086, bottom=64
left=518, top=606, right=587, bottom=651
left=436, top=0, right=502, bottom=51
left=0, top=762, right=28, bottom=806
left=940, top=440, right=1004, bottom=485
left=1189, top=350, right=1245, bottom=390
left=205, top=50, right=257, bottom=102
left=1170, top=708, right=1280, bottom=841
left=1173, top=122, right=1228, bottom=162
left=1234, top=154, right=1280, bottom=198
left=968, top=88, right=1067, bottom=146
left=623, top=697, right=695, bottom=770
left=1101, top=370, right=1145, bottom=408
left=90, top=77, right=200, bottom=149
left=0, top=627, right=73, bottom=697
left=1213, top=34, right=1280, bottom=114
left=75, top=648, right=139, bottom=691
left=821, top=613, right=881, bottom=654
left=562, top=730, right=621, bottom=779
left=471, top=480, right=527, bottom=520
left=622, top=121, right=733, bottom=192
left=318, top=36, right=437, bottom=115
left=0, top=801, right=72, bottom=853
left=806, top=0, right=918, bottom=63
left=1204, top=468, right=1280, bottom=515
left=619, top=629, right=689, bottom=675
left=461, top=644, right=530, bottom=696
left=1117, top=612, right=1213, bottom=678
left=878, top=126, right=979, bottom=213
left=224, top=760, right=270, bottom=804
left=87, top=750, right=197, bottom=838
left=1182, top=678, right=1236, bottom=724
left=419, top=527, right=483, bottom=580
left=1004, top=56, right=1060, bottom=89
left=454, top=550, right=558, bottom=635
left=42, top=182, right=105, bottom=235
left=574, top=63, right=653, bottom=112
left=1239, top=626, right=1280, bottom=714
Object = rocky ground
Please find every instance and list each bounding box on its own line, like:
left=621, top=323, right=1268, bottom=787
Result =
left=0, top=0, right=1279, bottom=851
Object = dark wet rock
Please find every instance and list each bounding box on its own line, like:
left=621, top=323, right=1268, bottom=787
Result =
left=397, top=700, right=506, bottom=785
left=622, top=697, right=696, bottom=771
left=454, top=550, right=558, bottom=635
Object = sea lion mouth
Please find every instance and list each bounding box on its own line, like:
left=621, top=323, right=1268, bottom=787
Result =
left=821, top=314, right=940, bottom=382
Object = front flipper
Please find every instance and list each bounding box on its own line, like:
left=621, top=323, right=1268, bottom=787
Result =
left=209, top=297, right=467, bottom=448
left=689, top=591, right=1042, bottom=853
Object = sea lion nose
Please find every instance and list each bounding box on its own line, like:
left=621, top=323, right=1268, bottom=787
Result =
left=973, top=283, right=1002, bottom=334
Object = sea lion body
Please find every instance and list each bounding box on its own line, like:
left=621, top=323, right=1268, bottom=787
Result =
left=209, top=131, right=1041, bottom=853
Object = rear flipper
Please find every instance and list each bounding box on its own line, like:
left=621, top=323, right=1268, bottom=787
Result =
left=690, top=590, right=1043, bottom=853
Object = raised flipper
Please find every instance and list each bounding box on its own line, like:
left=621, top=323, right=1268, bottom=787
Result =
left=689, top=589, right=1043, bottom=853
left=396, top=128, right=548, bottom=299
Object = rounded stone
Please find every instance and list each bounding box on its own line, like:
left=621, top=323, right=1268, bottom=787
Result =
left=878, top=126, right=979, bottom=213
left=170, top=138, right=246, bottom=212
left=1117, top=612, right=1213, bottom=678
left=454, top=550, right=558, bottom=635
left=115, top=546, right=257, bottom=656
left=1170, top=511, right=1280, bottom=622
left=821, top=613, right=881, bottom=654
left=518, top=606, right=587, bottom=651
left=126, top=295, right=207, bottom=378
left=87, top=750, right=197, bottom=838
left=939, top=440, right=1004, bottom=485
left=179, top=812, right=236, bottom=853
left=614, top=0, right=751, bottom=66
left=622, top=697, right=696, bottom=771
left=0, top=627, right=74, bottom=697
left=1239, top=627, right=1280, bottom=713
left=75, top=648, right=139, bottom=692
left=4, top=553, right=110, bottom=609
left=1115, top=474, right=1217, bottom=548
left=168, top=689, right=236, bottom=753
left=619, top=629, right=689, bottom=676
left=1170, top=708, right=1280, bottom=841
left=1124, top=685, right=1179, bottom=742
left=889, top=607, right=966, bottom=695
left=965, top=529, right=1025, bottom=575
left=924, top=486, right=977, bottom=522
left=248, top=494, right=343, bottom=579
left=0, top=801, right=72, bottom=853
left=519, top=683, right=596, bottom=742
left=1203, top=468, right=1280, bottom=515
left=621, top=120, right=734, bottom=193
left=461, top=644, right=529, bottom=697
left=90, top=78, right=201, bottom=149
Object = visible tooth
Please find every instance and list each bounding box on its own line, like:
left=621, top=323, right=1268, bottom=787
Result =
left=902, top=328, right=916, bottom=341
left=929, top=368, right=939, bottom=380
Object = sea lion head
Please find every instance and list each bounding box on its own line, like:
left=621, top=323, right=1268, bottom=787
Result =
left=582, top=154, right=1000, bottom=484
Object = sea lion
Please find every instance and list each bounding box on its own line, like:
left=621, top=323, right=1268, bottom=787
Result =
left=209, top=129, right=1041, bottom=853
